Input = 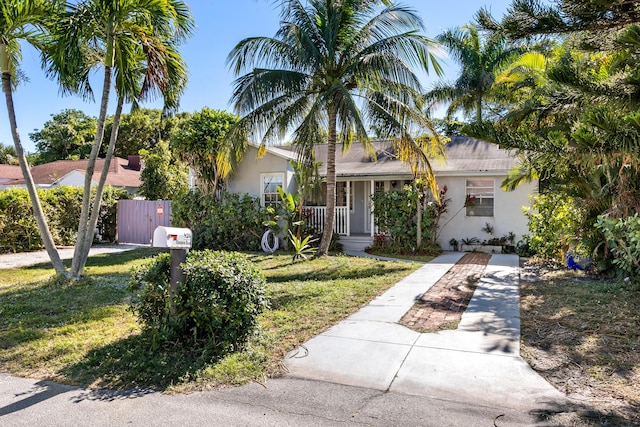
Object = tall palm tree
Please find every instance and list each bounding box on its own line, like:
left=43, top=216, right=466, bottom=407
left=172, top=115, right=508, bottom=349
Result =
left=0, top=0, right=67, bottom=276
left=228, top=0, right=444, bottom=256
left=425, top=25, right=526, bottom=124
left=46, top=0, right=193, bottom=278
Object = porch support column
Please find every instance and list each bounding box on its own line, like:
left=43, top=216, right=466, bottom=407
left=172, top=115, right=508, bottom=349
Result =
left=346, top=180, right=351, bottom=236
left=370, top=180, right=375, bottom=237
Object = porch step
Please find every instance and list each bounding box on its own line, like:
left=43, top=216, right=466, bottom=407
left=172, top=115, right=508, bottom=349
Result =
left=340, top=235, right=373, bottom=252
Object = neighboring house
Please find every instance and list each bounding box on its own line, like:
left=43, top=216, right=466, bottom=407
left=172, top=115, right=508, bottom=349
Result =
left=227, top=137, right=537, bottom=249
left=0, top=164, right=23, bottom=186
left=0, top=156, right=142, bottom=194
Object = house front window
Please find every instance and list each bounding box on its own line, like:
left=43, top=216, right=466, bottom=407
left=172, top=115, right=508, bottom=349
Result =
left=261, top=173, right=283, bottom=207
left=466, top=178, right=494, bottom=217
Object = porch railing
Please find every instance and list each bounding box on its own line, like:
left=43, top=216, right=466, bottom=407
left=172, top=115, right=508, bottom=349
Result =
left=304, top=206, right=349, bottom=235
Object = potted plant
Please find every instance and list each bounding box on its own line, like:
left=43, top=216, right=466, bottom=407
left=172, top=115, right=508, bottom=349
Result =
left=449, top=238, right=459, bottom=251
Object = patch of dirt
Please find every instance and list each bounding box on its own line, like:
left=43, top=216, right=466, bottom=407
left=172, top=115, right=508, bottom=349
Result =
left=519, top=258, right=640, bottom=426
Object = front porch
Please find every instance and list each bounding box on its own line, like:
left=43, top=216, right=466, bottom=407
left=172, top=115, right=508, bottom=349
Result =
left=304, top=178, right=412, bottom=238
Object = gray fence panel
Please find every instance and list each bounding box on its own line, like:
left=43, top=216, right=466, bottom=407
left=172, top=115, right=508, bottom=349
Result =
left=117, top=200, right=172, bottom=244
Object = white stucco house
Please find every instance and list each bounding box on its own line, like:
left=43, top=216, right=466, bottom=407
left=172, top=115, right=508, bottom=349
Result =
left=227, top=137, right=537, bottom=250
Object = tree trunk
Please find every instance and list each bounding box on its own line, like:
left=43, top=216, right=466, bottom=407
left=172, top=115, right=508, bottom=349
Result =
left=316, top=106, right=337, bottom=257
left=476, top=97, right=482, bottom=124
left=73, top=96, right=123, bottom=276
left=1, top=47, right=66, bottom=276
left=70, top=65, right=112, bottom=278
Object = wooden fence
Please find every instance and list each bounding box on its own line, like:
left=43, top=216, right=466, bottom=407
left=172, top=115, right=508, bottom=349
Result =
left=117, top=200, right=172, bottom=244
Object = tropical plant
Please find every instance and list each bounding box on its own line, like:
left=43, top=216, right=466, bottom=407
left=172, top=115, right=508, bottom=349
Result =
left=170, top=107, right=246, bottom=196
left=46, top=0, right=194, bottom=279
left=289, top=230, right=317, bottom=263
left=0, top=0, right=67, bottom=275
left=227, top=0, right=445, bottom=257
left=424, top=24, right=527, bottom=124
left=0, top=142, right=17, bottom=164
left=469, top=6, right=640, bottom=269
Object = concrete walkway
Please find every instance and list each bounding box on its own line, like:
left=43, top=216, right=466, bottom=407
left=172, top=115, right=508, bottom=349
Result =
left=285, top=252, right=568, bottom=411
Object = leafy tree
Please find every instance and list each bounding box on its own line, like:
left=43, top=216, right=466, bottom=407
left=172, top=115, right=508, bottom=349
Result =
left=425, top=25, right=527, bottom=124
left=29, top=109, right=99, bottom=163
left=0, top=142, right=17, bottom=164
left=227, top=0, right=444, bottom=256
left=477, top=0, right=640, bottom=38
left=47, top=0, right=194, bottom=279
left=139, top=139, right=188, bottom=200
left=468, top=4, right=640, bottom=268
left=107, top=108, right=164, bottom=158
left=0, top=0, right=67, bottom=275
left=170, top=107, right=245, bottom=196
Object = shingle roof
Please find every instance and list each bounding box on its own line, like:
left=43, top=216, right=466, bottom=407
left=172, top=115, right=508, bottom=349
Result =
left=271, top=137, right=517, bottom=178
left=0, top=164, right=23, bottom=184
left=6, top=157, right=141, bottom=188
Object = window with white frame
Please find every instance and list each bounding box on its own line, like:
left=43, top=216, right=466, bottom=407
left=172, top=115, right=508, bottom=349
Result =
left=466, top=178, right=494, bottom=217
left=261, top=173, right=284, bottom=207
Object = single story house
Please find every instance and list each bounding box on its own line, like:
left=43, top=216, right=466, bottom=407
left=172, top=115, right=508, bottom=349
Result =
left=227, top=136, right=538, bottom=250
left=0, top=156, right=142, bottom=194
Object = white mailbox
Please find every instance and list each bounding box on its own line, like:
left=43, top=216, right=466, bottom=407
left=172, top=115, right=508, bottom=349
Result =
left=153, top=226, right=192, bottom=249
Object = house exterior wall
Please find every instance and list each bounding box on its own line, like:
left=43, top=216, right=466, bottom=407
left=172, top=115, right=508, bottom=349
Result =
left=435, top=175, right=537, bottom=249
left=226, top=146, right=297, bottom=198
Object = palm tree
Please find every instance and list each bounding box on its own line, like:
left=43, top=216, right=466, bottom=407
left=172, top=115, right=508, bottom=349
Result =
left=228, top=0, right=444, bottom=256
left=46, top=0, right=193, bottom=278
left=0, top=0, right=67, bottom=276
left=425, top=24, right=526, bottom=124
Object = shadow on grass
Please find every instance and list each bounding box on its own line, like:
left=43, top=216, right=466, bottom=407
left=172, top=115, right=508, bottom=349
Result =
left=59, top=332, right=223, bottom=391
left=0, top=279, right=130, bottom=351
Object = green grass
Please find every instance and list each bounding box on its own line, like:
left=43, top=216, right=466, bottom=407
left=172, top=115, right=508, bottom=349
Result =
left=0, top=249, right=419, bottom=391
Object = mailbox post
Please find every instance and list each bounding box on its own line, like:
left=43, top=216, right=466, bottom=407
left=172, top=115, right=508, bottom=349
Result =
left=153, top=226, right=192, bottom=313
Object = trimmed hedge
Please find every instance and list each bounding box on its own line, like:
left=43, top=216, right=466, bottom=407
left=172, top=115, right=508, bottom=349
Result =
left=0, top=186, right=129, bottom=254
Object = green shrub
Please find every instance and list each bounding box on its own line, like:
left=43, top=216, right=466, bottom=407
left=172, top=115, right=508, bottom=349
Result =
left=172, top=190, right=269, bottom=251
left=522, top=193, right=583, bottom=260
left=129, top=250, right=269, bottom=352
left=0, top=186, right=129, bottom=254
left=596, top=214, right=640, bottom=280
left=370, top=185, right=440, bottom=254
left=128, top=252, right=172, bottom=329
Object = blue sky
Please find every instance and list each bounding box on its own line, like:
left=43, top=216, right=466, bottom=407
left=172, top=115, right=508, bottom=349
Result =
left=3, top=0, right=514, bottom=153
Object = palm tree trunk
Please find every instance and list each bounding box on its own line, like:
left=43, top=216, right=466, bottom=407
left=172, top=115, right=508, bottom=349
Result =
left=476, top=98, right=482, bottom=124
left=71, top=65, right=112, bottom=278
left=316, top=106, right=338, bottom=257
left=74, top=96, right=123, bottom=276
left=1, top=50, right=66, bottom=276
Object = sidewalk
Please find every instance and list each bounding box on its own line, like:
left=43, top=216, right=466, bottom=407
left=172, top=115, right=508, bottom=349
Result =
left=285, top=252, right=568, bottom=411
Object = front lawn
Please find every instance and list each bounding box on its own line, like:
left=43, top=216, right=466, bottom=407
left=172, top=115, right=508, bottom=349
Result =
left=0, top=249, right=419, bottom=391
